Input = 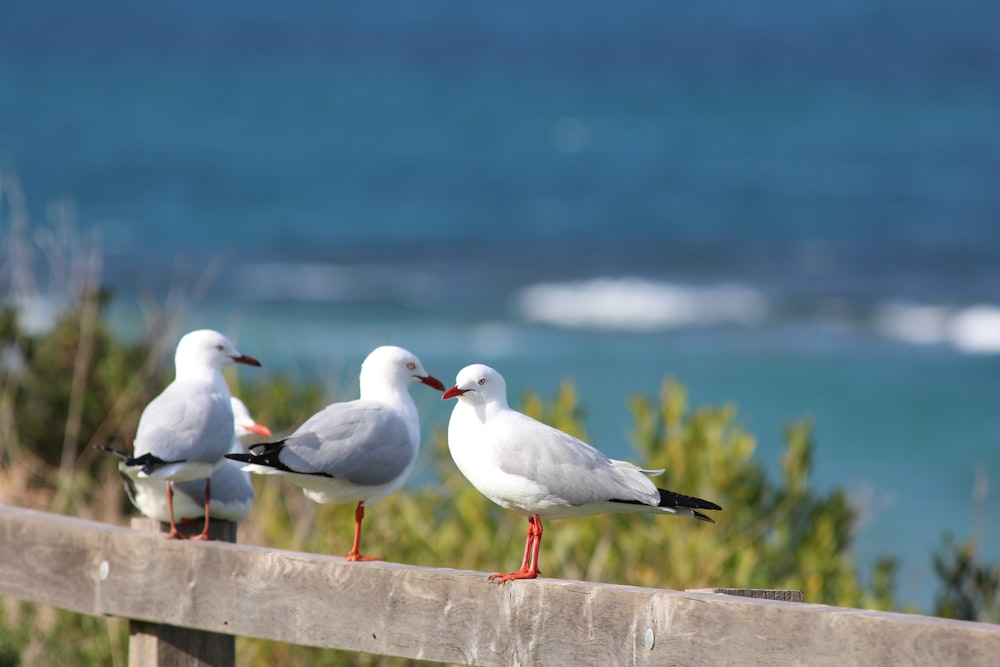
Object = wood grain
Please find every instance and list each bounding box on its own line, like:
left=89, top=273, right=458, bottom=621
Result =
left=1, top=506, right=998, bottom=667
left=687, top=587, right=805, bottom=603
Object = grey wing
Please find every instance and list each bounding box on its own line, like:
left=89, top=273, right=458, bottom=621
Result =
left=134, top=381, right=234, bottom=463
left=494, top=412, right=660, bottom=507
left=277, top=400, right=416, bottom=487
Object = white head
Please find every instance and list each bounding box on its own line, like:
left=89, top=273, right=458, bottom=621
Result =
left=358, top=345, right=445, bottom=398
left=442, top=364, right=508, bottom=408
left=174, top=329, right=261, bottom=379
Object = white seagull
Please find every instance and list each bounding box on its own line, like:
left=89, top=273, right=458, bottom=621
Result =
left=104, top=329, right=261, bottom=540
left=226, top=345, right=444, bottom=561
left=104, top=397, right=272, bottom=526
left=443, top=363, right=721, bottom=583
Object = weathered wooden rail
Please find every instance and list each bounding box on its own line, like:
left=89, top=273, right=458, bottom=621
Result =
left=1, top=505, right=999, bottom=666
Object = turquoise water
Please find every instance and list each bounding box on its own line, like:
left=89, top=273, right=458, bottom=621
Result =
left=3, top=0, right=999, bottom=609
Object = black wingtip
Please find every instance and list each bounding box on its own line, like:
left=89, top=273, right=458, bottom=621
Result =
left=222, top=440, right=280, bottom=465
left=658, top=488, right=723, bottom=514
left=247, top=440, right=286, bottom=456
left=227, top=440, right=336, bottom=478
left=97, top=447, right=184, bottom=476
left=225, top=440, right=309, bottom=476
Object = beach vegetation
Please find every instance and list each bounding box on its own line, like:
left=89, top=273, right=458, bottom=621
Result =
left=1, top=184, right=995, bottom=665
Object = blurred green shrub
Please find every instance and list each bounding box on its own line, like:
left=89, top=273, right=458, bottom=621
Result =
left=4, top=295, right=998, bottom=666
left=933, top=533, right=1000, bottom=623
left=1, top=294, right=154, bottom=469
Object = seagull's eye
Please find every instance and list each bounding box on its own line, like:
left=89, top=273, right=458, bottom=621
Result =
left=406, top=362, right=416, bottom=371
left=215, top=344, right=225, bottom=351
left=478, top=377, right=486, bottom=386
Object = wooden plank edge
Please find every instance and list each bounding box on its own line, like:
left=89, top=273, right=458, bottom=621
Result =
left=687, top=587, right=805, bottom=603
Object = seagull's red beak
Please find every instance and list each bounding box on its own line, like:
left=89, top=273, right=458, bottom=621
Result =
left=232, top=354, right=262, bottom=368
left=244, top=422, right=273, bottom=437
left=419, top=375, right=446, bottom=391
left=442, top=385, right=469, bottom=400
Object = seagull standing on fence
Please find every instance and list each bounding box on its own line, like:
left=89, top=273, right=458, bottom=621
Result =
left=227, top=345, right=444, bottom=561
left=104, top=396, right=272, bottom=526
left=443, top=363, right=722, bottom=583
left=108, top=329, right=261, bottom=540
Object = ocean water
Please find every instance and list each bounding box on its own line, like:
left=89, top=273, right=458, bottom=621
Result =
left=2, top=1, right=999, bottom=609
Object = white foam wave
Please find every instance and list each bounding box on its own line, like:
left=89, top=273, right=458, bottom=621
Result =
left=948, top=305, right=1000, bottom=354
left=874, top=302, right=1000, bottom=354
left=515, top=277, right=767, bottom=332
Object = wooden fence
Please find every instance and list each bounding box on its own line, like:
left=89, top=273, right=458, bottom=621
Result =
left=1, top=504, right=999, bottom=666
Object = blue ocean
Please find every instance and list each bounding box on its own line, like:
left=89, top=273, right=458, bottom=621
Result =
left=2, top=1, right=998, bottom=610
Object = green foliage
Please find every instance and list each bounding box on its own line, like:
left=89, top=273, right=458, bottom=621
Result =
left=535, top=379, right=895, bottom=609
left=4, top=290, right=996, bottom=666
left=0, top=618, right=24, bottom=667
left=932, top=533, right=1000, bottom=623
left=0, top=601, right=124, bottom=667
left=0, top=293, right=159, bottom=470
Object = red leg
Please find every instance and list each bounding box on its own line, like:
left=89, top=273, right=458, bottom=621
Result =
left=345, top=502, right=380, bottom=562
left=189, top=478, right=213, bottom=541
left=515, top=517, right=534, bottom=571
left=525, top=515, right=543, bottom=577
left=489, top=514, right=543, bottom=583
left=164, top=482, right=187, bottom=540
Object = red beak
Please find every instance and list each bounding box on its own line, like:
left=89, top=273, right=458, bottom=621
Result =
left=232, top=354, right=262, bottom=368
left=244, top=422, right=273, bottom=437
left=419, top=375, right=446, bottom=391
left=442, top=386, right=469, bottom=400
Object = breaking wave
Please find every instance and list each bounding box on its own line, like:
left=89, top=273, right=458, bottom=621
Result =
left=516, top=277, right=1000, bottom=355
left=515, top=277, right=768, bottom=332
left=874, top=302, right=1000, bottom=354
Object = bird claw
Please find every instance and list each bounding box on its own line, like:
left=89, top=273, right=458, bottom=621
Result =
left=488, top=570, right=538, bottom=584
left=344, top=553, right=381, bottom=562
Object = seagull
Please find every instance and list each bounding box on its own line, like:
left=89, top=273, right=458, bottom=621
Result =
left=226, top=345, right=444, bottom=561
left=103, top=397, right=272, bottom=526
left=105, top=329, right=261, bottom=540
left=442, top=363, right=722, bottom=583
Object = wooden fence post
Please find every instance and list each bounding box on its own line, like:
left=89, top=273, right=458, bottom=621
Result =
left=127, top=518, right=236, bottom=667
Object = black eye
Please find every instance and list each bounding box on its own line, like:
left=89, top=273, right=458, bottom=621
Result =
left=215, top=344, right=225, bottom=351
left=406, top=362, right=416, bottom=370
left=478, top=377, right=486, bottom=386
